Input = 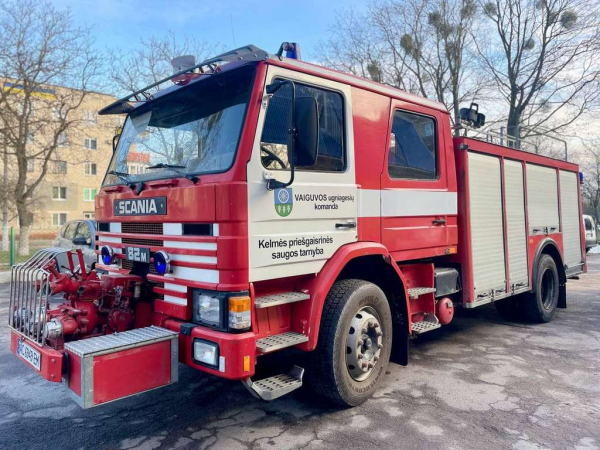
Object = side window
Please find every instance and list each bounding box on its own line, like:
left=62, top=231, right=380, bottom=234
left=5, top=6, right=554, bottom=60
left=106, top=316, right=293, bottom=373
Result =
left=585, top=218, right=593, bottom=231
left=388, top=110, right=437, bottom=180
left=63, top=222, right=78, bottom=240
left=261, top=80, right=345, bottom=172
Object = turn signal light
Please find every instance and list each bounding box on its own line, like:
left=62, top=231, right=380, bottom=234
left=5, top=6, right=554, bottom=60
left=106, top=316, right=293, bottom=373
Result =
left=229, top=296, right=251, bottom=330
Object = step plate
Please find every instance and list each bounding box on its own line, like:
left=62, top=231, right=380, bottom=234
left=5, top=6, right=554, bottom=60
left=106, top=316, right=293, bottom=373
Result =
left=408, top=287, right=436, bottom=299
left=255, top=292, right=310, bottom=309
left=256, top=332, right=308, bottom=353
left=243, top=366, right=304, bottom=401
left=412, top=321, right=441, bottom=334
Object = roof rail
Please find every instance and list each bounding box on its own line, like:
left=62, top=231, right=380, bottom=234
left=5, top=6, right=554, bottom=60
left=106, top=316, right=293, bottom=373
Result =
left=462, top=126, right=569, bottom=161
left=99, top=44, right=270, bottom=116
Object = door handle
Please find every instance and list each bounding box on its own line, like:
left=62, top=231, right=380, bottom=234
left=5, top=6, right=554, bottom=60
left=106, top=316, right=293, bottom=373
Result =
left=432, top=219, right=446, bottom=225
left=336, top=221, right=357, bottom=229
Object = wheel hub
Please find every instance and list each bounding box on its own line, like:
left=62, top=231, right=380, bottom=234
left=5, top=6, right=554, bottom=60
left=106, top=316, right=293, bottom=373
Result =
left=346, top=308, right=384, bottom=381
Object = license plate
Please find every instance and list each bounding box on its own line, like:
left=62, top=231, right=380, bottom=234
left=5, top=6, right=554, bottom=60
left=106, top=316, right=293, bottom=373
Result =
left=17, top=338, right=41, bottom=371
left=125, top=246, right=150, bottom=263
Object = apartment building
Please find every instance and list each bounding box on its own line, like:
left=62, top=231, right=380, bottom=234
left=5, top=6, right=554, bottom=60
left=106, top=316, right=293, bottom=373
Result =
left=2, top=86, right=119, bottom=232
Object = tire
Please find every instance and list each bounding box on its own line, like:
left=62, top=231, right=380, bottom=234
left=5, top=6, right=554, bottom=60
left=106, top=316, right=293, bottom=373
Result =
left=524, top=254, right=560, bottom=323
left=308, top=279, right=393, bottom=407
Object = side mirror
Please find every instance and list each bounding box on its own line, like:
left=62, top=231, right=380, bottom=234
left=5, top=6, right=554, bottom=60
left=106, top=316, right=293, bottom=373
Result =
left=72, top=237, right=87, bottom=246
left=294, top=96, right=319, bottom=167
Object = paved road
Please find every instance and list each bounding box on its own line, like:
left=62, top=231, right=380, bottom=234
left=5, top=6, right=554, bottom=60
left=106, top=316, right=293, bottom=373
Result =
left=0, top=256, right=599, bottom=450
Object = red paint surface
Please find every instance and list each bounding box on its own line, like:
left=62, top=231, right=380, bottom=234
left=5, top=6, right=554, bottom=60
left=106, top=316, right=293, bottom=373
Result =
left=10, top=331, right=63, bottom=383
left=92, top=340, right=172, bottom=405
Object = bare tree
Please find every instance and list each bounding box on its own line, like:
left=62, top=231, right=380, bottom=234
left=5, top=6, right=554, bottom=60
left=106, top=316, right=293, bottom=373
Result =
left=582, top=143, right=600, bottom=222
left=109, top=31, right=219, bottom=96
left=319, top=0, right=482, bottom=133
left=476, top=0, right=600, bottom=140
left=0, top=0, right=102, bottom=255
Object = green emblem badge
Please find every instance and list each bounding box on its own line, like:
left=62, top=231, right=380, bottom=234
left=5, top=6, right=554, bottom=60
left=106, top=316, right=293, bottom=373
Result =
left=275, top=188, right=293, bottom=217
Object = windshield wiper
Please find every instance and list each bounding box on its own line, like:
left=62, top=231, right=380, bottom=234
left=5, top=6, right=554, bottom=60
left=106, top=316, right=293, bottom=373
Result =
left=147, top=163, right=199, bottom=183
left=108, top=170, right=133, bottom=184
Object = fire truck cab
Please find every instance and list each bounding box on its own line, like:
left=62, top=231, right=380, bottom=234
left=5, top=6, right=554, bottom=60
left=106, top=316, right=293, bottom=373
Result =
left=8, top=43, right=586, bottom=408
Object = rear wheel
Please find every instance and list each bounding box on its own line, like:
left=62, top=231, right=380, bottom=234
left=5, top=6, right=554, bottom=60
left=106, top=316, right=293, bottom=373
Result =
left=524, top=254, right=559, bottom=323
left=308, top=279, right=393, bottom=406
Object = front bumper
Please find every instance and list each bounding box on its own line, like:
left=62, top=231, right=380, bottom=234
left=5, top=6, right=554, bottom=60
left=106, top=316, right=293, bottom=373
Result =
left=10, top=330, right=64, bottom=382
left=163, top=319, right=256, bottom=380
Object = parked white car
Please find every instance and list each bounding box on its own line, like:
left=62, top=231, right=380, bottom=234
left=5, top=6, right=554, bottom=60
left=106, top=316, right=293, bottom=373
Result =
left=52, top=219, right=97, bottom=268
left=583, top=215, right=597, bottom=252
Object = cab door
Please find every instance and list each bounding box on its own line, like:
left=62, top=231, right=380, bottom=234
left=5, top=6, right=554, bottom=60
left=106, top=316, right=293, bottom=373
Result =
left=247, top=66, right=358, bottom=282
left=381, top=102, right=456, bottom=259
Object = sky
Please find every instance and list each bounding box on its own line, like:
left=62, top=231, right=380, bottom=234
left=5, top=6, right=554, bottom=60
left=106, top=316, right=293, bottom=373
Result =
left=52, top=0, right=367, bottom=61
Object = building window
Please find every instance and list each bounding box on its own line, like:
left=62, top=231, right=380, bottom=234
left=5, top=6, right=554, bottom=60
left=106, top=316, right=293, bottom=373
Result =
left=58, top=133, right=68, bottom=146
left=52, top=213, right=67, bottom=226
left=52, top=186, right=67, bottom=200
left=51, top=160, right=67, bottom=174
left=27, top=132, right=35, bottom=144
left=83, top=188, right=97, bottom=202
left=84, top=137, right=97, bottom=150
left=83, top=111, right=97, bottom=124
left=387, top=110, right=437, bottom=180
left=83, top=212, right=95, bottom=219
left=84, top=162, right=97, bottom=175
left=261, top=80, right=346, bottom=172
left=26, top=159, right=34, bottom=172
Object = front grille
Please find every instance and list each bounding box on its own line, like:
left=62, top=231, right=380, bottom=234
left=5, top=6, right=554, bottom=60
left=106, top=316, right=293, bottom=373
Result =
left=121, top=222, right=163, bottom=235
left=153, top=282, right=164, bottom=300
left=122, top=237, right=164, bottom=247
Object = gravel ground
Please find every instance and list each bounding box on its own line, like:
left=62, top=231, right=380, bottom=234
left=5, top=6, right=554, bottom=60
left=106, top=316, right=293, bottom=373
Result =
left=0, top=256, right=599, bottom=450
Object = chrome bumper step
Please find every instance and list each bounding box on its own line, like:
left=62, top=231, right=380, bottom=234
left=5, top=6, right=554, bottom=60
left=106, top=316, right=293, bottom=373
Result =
left=256, top=332, right=308, bottom=354
left=255, top=292, right=310, bottom=309
left=242, top=366, right=304, bottom=401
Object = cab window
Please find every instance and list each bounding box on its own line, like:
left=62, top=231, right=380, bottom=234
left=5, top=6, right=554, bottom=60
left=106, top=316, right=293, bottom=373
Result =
left=261, top=80, right=345, bottom=172
left=388, top=110, right=437, bottom=180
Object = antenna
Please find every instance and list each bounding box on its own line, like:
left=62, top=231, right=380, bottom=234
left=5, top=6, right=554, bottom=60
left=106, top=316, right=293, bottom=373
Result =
left=230, top=14, right=237, bottom=47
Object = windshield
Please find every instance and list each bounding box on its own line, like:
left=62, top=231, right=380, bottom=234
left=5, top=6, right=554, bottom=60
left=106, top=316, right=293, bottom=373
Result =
left=103, top=65, right=255, bottom=186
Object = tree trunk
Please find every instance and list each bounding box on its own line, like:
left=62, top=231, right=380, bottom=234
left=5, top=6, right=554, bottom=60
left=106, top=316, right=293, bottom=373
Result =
left=506, top=110, right=521, bottom=149
left=1, top=138, right=7, bottom=251
left=18, top=225, right=30, bottom=256
left=1, top=220, right=7, bottom=252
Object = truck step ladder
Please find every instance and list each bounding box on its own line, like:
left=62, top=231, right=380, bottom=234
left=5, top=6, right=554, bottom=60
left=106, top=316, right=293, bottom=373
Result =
left=255, top=292, right=310, bottom=309
left=411, top=315, right=441, bottom=334
left=242, top=366, right=304, bottom=401
left=256, top=332, right=308, bottom=353
left=408, top=287, right=436, bottom=299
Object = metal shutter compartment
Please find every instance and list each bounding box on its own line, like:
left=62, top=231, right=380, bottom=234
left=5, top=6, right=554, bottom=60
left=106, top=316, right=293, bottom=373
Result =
left=504, top=160, right=529, bottom=289
left=559, top=170, right=583, bottom=272
left=468, top=152, right=506, bottom=298
left=526, top=164, right=559, bottom=234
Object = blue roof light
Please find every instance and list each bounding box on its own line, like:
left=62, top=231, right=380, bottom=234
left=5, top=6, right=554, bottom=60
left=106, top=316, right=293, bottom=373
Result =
left=153, top=251, right=171, bottom=275
left=101, top=246, right=114, bottom=265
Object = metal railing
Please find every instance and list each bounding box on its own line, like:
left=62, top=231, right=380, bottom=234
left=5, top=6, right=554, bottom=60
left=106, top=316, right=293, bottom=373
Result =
left=8, top=248, right=66, bottom=344
left=462, top=126, right=569, bottom=161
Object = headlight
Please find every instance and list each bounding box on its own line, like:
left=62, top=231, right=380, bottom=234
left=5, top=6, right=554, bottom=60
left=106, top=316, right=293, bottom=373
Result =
left=193, top=339, right=219, bottom=367
left=101, top=246, right=114, bottom=265
left=192, top=290, right=251, bottom=332
left=196, top=293, right=222, bottom=327
left=153, top=251, right=170, bottom=275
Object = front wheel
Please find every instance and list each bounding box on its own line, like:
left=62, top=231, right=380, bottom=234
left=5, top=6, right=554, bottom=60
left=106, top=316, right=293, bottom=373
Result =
left=308, top=279, right=393, bottom=406
left=524, top=254, right=560, bottom=323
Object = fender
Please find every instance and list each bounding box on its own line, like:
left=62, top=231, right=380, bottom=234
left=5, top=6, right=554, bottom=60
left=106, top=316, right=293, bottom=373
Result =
left=295, top=242, right=410, bottom=351
left=531, top=237, right=567, bottom=308
left=531, top=238, right=563, bottom=291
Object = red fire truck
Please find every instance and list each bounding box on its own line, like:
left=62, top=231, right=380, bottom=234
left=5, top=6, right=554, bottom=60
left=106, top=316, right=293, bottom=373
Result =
left=8, top=43, right=586, bottom=408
